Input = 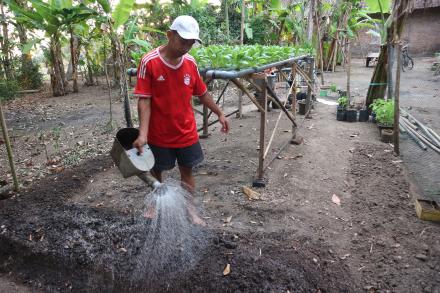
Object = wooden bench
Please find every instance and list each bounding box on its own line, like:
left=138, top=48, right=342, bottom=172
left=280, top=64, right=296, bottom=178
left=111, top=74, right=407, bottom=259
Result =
left=366, top=52, right=380, bottom=67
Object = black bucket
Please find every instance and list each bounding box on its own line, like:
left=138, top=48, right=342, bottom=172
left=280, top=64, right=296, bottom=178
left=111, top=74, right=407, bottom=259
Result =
left=336, top=109, right=346, bottom=121
left=359, top=109, right=369, bottom=122
left=298, top=100, right=306, bottom=115
left=346, top=110, right=357, bottom=122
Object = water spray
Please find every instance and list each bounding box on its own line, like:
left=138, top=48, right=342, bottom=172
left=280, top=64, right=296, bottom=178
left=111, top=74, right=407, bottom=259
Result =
left=110, top=128, right=209, bottom=281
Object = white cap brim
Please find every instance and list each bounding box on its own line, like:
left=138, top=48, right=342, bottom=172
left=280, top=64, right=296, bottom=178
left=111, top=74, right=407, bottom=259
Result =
left=175, top=30, right=202, bottom=44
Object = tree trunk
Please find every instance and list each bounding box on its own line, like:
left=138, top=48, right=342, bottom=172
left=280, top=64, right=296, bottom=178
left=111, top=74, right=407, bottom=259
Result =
left=366, top=0, right=411, bottom=109
left=240, top=0, right=245, bottom=45
left=85, top=48, right=95, bottom=86
left=109, top=27, right=132, bottom=127
left=49, top=34, right=67, bottom=97
left=111, top=40, right=120, bottom=85
left=366, top=45, right=388, bottom=109
left=277, top=18, right=286, bottom=45
left=70, top=29, right=80, bottom=93
left=16, top=23, right=32, bottom=71
left=0, top=0, right=12, bottom=81
left=224, top=0, right=229, bottom=41
left=306, top=0, right=315, bottom=42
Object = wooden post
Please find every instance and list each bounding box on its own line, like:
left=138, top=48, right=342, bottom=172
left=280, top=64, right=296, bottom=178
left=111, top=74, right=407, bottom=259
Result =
left=200, top=105, right=209, bottom=138
left=0, top=104, right=19, bottom=191
left=394, top=46, right=401, bottom=155
left=387, top=40, right=394, bottom=100
left=346, top=41, right=351, bottom=101
left=306, top=58, right=314, bottom=117
left=237, top=79, right=243, bottom=118
left=291, top=63, right=298, bottom=138
left=257, top=78, right=267, bottom=185
left=249, top=73, right=267, bottom=187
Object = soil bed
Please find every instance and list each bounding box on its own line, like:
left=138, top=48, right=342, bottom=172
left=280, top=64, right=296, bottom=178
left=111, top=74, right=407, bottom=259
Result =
left=0, top=157, right=352, bottom=292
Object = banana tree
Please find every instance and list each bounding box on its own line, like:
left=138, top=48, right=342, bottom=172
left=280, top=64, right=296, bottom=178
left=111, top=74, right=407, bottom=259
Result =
left=6, top=0, right=96, bottom=96
left=4, top=0, right=42, bottom=89
left=60, top=5, right=97, bottom=93
left=364, top=0, right=392, bottom=108
left=0, top=0, right=12, bottom=81
left=96, top=0, right=138, bottom=127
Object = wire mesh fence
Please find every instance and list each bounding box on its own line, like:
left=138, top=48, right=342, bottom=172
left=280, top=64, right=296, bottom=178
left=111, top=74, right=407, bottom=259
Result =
left=400, top=134, right=440, bottom=200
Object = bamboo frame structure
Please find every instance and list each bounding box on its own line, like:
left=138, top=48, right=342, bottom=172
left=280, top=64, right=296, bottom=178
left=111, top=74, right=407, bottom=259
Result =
left=127, top=56, right=314, bottom=186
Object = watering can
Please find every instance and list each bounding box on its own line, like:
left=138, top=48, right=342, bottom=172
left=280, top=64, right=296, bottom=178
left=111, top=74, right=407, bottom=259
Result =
left=110, top=127, right=161, bottom=188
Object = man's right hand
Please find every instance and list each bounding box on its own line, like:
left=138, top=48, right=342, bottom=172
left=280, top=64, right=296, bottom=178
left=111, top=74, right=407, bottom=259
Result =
left=133, top=135, right=148, bottom=154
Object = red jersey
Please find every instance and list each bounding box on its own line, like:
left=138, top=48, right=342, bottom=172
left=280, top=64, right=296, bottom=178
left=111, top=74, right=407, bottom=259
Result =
left=133, top=47, right=207, bottom=148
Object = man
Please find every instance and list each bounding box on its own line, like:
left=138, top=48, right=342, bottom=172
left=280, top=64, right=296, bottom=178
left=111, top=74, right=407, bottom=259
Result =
left=132, top=15, right=229, bottom=224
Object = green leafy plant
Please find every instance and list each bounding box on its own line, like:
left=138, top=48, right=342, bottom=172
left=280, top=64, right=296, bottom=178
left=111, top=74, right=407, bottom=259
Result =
left=369, top=98, right=386, bottom=113
left=337, top=96, right=348, bottom=109
left=370, top=99, right=394, bottom=125
left=18, top=60, right=43, bottom=90
left=0, top=81, right=20, bottom=101
left=190, top=45, right=313, bottom=70
left=330, top=83, right=337, bottom=92
left=51, top=126, right=62, bottom=155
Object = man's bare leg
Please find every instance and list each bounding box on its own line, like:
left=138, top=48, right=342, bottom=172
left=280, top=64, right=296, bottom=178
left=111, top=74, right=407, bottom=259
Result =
left=144, top=169, right=163, bottom=219
left=179, top=165, right=205, bottom=226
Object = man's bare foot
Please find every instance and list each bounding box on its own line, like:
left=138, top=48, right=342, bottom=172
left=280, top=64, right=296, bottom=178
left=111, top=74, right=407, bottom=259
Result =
left=143, top=206, right=156, bottom=219
left=187, top=205, right=206, bottom=226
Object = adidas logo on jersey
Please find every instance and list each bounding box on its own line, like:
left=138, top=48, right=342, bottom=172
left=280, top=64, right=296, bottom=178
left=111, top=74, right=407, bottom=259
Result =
left=157, top=75, right=165, bottom=81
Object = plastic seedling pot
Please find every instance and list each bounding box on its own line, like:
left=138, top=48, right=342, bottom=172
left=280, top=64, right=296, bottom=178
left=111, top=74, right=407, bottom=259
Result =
left=346, top=109, right=357, bottom=122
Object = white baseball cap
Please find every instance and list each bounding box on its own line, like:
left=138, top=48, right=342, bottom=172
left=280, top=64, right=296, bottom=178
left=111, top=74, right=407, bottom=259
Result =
left=170, top=15, right=202, bottom=44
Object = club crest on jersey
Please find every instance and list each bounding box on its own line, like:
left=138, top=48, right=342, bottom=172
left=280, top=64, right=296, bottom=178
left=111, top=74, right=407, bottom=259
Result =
left=183, top=74, right=191, bottom=86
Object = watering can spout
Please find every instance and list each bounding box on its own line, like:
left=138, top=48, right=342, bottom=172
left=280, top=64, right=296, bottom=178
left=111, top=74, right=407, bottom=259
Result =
left=136, top=172, right=162, bottom=189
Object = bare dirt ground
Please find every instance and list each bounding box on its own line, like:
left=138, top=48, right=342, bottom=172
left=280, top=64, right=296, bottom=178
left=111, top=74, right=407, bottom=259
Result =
left=0, top=58, right=439, bottom=292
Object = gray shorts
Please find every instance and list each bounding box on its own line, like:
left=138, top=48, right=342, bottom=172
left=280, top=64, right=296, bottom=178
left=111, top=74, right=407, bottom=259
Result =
left=149, top=141, right=204, bottom=171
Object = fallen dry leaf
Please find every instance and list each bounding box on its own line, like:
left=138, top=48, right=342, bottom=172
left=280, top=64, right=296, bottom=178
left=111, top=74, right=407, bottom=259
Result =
left=242, top=186, right=261, bottom=200
left=289, top=154, right=303, bottom=159
left=332, top=194, right=341, bottom=206
left=224, top=216, right=232, bottom=223
left=223, top=263, right=231, bottom=276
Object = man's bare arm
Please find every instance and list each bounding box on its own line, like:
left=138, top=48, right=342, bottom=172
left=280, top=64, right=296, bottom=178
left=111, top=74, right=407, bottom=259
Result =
left=133, top=98, right=151, bottom=153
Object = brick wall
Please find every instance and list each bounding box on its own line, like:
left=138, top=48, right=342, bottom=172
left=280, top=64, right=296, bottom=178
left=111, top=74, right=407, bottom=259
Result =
left=351, top=7, right=440, bottom=57
left=401, top=7, right=440, bottom=56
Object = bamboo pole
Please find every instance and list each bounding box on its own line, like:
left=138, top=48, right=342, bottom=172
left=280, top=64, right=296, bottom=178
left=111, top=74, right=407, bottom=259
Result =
left=402, top=121, right=440, bottom=154
left=400, top=121, right=427, bottom=150
left=0, top=104, right=19, bottom=191
left=231, top=78, right=265, bottom=112
left=263, top=68, right=297, bottom=159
